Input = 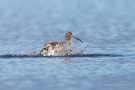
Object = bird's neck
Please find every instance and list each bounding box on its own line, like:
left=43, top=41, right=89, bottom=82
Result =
left=64, top=40, right=72, bottom=50
left=65, top=40, right=71, bottom=44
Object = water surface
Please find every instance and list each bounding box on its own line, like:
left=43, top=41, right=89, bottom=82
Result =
left=0, top=0, right=135, bottom=90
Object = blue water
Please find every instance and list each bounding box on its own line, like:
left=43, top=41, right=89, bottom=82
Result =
left=0, top=0, right=135, bottom=90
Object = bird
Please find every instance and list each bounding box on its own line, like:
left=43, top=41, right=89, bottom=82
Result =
left=39, top=32, right=83, bottom=56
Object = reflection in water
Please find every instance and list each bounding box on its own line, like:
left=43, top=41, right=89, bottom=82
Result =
left=37, top=58, right=73, bottom=64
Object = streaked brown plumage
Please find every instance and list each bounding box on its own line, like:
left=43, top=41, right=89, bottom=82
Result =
left=40, top=32, right=83, bottom=56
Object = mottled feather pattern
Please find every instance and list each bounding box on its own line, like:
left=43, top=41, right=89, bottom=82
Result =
left=40, top=32, right=82, bottom=56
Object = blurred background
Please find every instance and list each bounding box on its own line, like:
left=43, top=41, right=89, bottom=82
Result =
left=0, top=0, right=135, bottom=90
left=0, top=0, right=135, bottom=54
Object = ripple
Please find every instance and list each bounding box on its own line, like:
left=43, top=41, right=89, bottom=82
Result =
left=0, top=53, right=124, bottom=59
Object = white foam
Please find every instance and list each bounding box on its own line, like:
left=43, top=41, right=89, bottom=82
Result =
left=71, top=42, right=90, bottom=55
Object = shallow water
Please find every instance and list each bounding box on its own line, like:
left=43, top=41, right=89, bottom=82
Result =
left=0, top=0, right=135, bottom=90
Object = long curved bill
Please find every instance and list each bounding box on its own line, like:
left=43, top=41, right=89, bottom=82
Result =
left=73, top=36, right=83, bottom=43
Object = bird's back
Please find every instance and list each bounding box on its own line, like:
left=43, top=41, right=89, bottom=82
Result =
left=40, top=41, right=71, bottom=56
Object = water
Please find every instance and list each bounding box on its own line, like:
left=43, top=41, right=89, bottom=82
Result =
left=0, top=0, right=135, bottom=90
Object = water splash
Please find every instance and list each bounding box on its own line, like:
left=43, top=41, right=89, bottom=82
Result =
left=38, top=41, right=90, bottom=56
left=71, top=41, right=90, bottom=55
